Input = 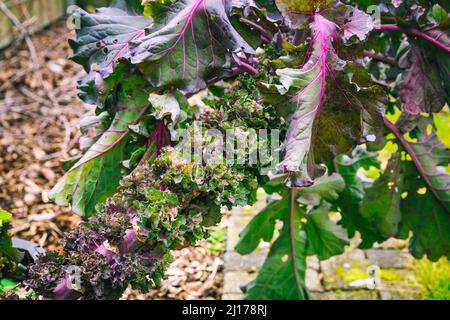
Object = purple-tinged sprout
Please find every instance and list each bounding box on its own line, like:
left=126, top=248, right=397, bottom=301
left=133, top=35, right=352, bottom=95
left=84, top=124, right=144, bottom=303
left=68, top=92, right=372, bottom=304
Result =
left=149, top=121, right=172, bottom=154
left=234, top=58, right=258, bottom=75
left=53, top=275, right=82, bottom=301
left=94, top=243, right=116, bottom=264
left=247, top=57, right=260, bottom=65
left=277, top=32, right=285, bottom=48
left=120, top=229, right=141, bottom=254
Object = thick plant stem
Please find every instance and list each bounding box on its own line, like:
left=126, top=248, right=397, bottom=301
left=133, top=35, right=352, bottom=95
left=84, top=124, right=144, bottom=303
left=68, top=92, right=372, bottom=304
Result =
left=292, top=30, right=305, bottom=46
left=239, top=17, right=271, bottom=42
left=288, top=187, right=302, bottom=294
left=363, top=50, right=397, bottom=65
left=383, top=117, right=448, bottom=208
left=374, top=24, right=450, bottom=54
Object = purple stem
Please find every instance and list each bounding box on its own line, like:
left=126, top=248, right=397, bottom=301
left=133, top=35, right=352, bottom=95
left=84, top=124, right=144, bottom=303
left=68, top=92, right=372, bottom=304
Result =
left=292, top=30, right=304, bottom=46
left=277, top=32, right=286, bottom=48
left=268, top=172, right=288, bottom=181
left=149, top=121, right=172, bottom=152
left=383, top=117, right=448, bottom=207
left=94, top=244, right=116, bottom=264
left=261, top=34, right=271, bottom=44
left=363, top=50, right=397, bottom=65
left=239, top=17, right=271, bottom=42
left=234, top=57, right=258, bottom=75
left=120, top=229, right=141, bottom=254
left=371, top=78, right=393, bottom=88
left=374, top=24, right=450, bottom=54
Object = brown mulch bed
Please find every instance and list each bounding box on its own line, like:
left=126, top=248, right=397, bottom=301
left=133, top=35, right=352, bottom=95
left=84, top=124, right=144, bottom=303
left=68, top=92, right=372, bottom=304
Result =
left=0, top=20, right=224, bottom=300
left=0, top=21, right=85, bottom=250
left=123, top=242, right=224, bottom=300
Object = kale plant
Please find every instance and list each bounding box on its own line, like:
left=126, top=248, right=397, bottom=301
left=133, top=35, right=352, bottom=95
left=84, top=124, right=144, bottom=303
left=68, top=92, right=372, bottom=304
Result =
left=21, top=0, right=450, bottom=299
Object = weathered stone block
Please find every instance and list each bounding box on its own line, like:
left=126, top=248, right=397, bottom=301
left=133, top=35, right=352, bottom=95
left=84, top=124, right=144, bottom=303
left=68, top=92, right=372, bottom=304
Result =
left=307, top=255, right=320, bottom=271
left=306, top=268, right=323, bottom=292
left=373, top=238, right=408, bottom=250
left=321, top=249, right=369, bottom=290
left=226, top=215, right=253, bottom=252
left=224, top=250, right=267, bottom=272
left=311, top=290, right=379, bottom=300
left=223, top=271, right=256, bottom=294
left=222, top=293, right=244, bottom=300
left=366, top=249, right=413, bottom=269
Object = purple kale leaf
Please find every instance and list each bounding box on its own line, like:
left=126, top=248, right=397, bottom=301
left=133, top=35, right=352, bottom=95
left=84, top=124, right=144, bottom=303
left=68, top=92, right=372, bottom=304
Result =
left=130, top=0, right=255, bottom=94
left=69, top=2, right=151, bottom=79
left=342, top=6, right=374, bottom=42
left=398, top=43, right=449, bottom=115
left=260, top=14, right=386, bottom=187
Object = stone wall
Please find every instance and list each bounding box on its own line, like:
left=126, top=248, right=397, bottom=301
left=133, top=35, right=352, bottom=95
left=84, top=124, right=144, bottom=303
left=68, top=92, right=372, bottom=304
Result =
left=223, top=193, right=424, bottom=300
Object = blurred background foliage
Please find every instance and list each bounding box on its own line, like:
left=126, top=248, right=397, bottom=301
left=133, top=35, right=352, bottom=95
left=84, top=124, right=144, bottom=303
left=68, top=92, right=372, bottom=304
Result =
left=76, top=0, right=111, bottom=11
left=414, top=257, right=450, bottom=300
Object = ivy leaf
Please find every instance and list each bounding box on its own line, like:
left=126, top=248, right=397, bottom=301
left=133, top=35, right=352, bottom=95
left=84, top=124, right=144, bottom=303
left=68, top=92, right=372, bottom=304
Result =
left=49, top=75, right=152, bottom=216
left=235, top=199, right=287, bottom=254
left=305, top=201, right=349, bottom=260
left=245, top=191, right=308, bottom=300
left=131, top=0, right=255, bottom=94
